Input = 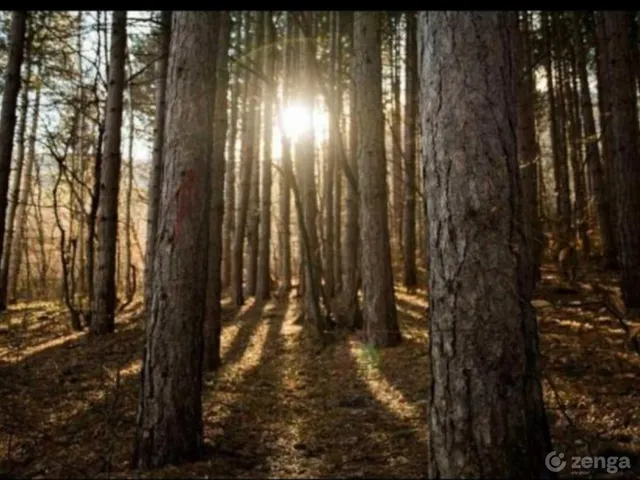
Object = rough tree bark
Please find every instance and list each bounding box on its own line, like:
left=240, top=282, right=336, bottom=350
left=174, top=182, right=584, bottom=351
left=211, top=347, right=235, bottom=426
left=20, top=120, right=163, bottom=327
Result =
left=298, top=12, right=324, bottom=326
left=123, top=51, right=135, bottom=304
left=574, top=13, right=616, bottom=269
left=246, top=13, right=265, bottom=298
left=85, top=11, right=106, bottom=312
left=601, top=12, right=640, bottom=308
left=594, top=12, right=617, bottom=241
left=341, top=15, right=362, bottom=330
left=91, top=11, right=127, bottom=335
left=8, top=62, right=40, bottom=301
left=332, top=11, right=343, bottom=295
left=542, top=12, right=571, bottom=242
left=145, top=11, right=171, bottom=313
left=354, top=12, right=401, bottom=347
left=402, top=11, right=418, bottom=288
left=256, top=12, right=274, bottom=301
left=0, top=11, right=26, bottom=310
left=232, top=12, right=257, bottom=307
left=222, top=14, right=242, bottom=289
left=76, top=11, right=88, bottom=300
left=204, top=11, right=230, bottom=371
left=515, top=12, right=543, bottom=284
left=0, top=18, right=31, bottom=307
left=391, top=13, right=403, bottom=250
left=566, top=43, right=590, bottom=257
left=420, top=11, right=554, bottom=478
left=323, top=11, right=336, bottom=299
left=133, top=11, right=217, bottom=469
left=278, top=12, right=293, bottom=292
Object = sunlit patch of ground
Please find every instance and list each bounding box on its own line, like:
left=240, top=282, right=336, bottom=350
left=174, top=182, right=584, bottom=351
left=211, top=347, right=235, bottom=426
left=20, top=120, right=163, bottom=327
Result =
left=1, top=264, right=639, bottom=478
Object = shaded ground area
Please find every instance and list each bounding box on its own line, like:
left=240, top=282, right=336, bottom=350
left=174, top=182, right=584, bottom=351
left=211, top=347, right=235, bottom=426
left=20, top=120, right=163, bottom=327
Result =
left=0, top=264, right=639, bottom=478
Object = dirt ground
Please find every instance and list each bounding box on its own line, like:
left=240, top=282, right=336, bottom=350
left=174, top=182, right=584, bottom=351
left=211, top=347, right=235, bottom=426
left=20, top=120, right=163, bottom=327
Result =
left=0, top=263, right=639, bottom=478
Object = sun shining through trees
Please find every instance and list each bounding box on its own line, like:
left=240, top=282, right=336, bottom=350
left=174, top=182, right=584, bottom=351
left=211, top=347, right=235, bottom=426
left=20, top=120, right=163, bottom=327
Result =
left=278, top=102, right=330, bottom=143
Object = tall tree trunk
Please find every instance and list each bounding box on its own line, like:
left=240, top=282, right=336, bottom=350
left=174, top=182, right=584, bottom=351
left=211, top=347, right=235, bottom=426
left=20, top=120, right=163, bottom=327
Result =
left=204, top=11, right=230, bottom=371
left=91, top=11, right=127, bottom=335
left=553, top=13, right=572, bottom=241
left=85, top=12, right=105, bottom=311
left=542, top=12, right=571, bottom=243
left=391, top=14, right=403, bottom=250
left=278, top=12, right=293, bottom=292
left=0, top=20, right=31, bottom=307
left=354, top=12, right=401, bottom=347
left=0, top=11, right=26, bottom=310
left=323, top=11, right=336, bottom=299
left=8, top=62, right=40, bottom=302
left=594, top=12, right=618, bottom=255
left=246, top=13, right=264, bottom=298
left=222, top=13, right=241, bottom=289
left=342, top=16, right=361, bottom=329
left=332, top=11, right=343, bottom=295
left=601, top=12, right=640, bottom=308
left=296, top=12, right=324, bottom=327
left=232, top=12, right=257, bottom=307
left=133, top=11, right=217, bottom=469
left=565, top=46, right=590, bottom=256
left=402, top=11, right=418, bottom=288
left=420, top=12, right=554, bottom=478
left=124, top=51, right=135, bottom=303
left=515, top=12, right=543, bottom=284
left=574, top=12, right=617, bottom=268
left=145, top=11, right=171, bottom=313
left=86, top=122, right=104, bottom=313
left=256, top=12, right=274, bottom=301
left=76, top=11, right=88, bottom=302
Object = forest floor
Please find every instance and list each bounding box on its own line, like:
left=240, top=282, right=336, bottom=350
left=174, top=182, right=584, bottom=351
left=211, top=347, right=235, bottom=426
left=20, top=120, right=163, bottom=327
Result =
left=0, top=263, right=639, bottom=478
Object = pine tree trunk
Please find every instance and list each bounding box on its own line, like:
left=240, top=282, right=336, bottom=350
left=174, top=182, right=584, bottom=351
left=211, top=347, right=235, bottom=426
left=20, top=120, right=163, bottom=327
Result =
left=222, top=14, right=241, bottom=289
left=566, top=46, right=590, bottom=256
left=515, top=12, right=543, bottom=284
left=342, top=16, right=361, bottom=329
left=246, top=13, right=264, bottom=298
left=322, top=11, right=336, bottom=299
left=298, top=12, right=323, bottom=325
left=402, top=11, right=418, bottom=288
left=204, top=11, right=230, bottom=371
left=332, top=11, right=343, bottom=295
left=76, top=11, right=87, bottom=301
left=354, top=12, right=401, bottom=347
left=8, top=62, right=40, bottom=302
left=594, top=12, right=618, bottom=255
left=124, top=51, right=135, bottom=303
left=420, top=12, right=554, bottom=478
left=256, top=12, right=274, bottom=301
left=133, top=11, right=217, bottom=469
left=391, top=14, right=403, bottom=251
left=575, top=13, right=616, bottom=268
left=0, top=21, right=31, bottom=307
left=232, top=12, right=257, bottom=306
left=553, top=13, right=572, bottom=240
left=0, top=11, right=27, bottom=310
left=542, top=12, right=571, bottom=243
left=601, top=12, right=640, bottom=308
left=91, top=11, right=127, bottom=335
left=278, top=12, right=293, bottom=292
left=145, top=11, right=171, bottom=313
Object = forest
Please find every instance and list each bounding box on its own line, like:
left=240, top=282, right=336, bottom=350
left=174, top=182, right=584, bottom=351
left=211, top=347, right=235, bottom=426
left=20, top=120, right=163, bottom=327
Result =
left=0, top=10, right=639, bottom=479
